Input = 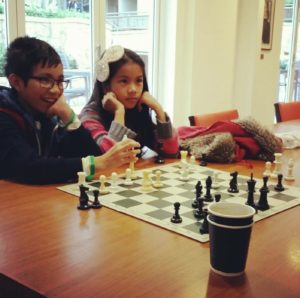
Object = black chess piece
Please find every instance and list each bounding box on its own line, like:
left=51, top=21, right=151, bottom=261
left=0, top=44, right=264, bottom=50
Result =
left=200, top=153, right=207, bottom=166
left=194, top=198, right=205, bottom=219
left=199, top=209, right=209, bottom=234
left=192, top=181, right=202, bottom=208
left=204, top=176, right=213, bottom=202
left=228, top=171, right=239, bottom=193
left=91, top=189, right=102, bottom=209
left=274, top=173, right=285, bottom=192
left=214, top=193, right=221, bottom=202
left=77, top=184, right=90, bottom=210
left=256, top=187, right=270, bottom=211
left=154, top=142, right=165, bottom=164
left=260, top=175, right=270, bottom=193
left=246, top=173, right=256, bottom=208
left=171, top=202, right=182, bottom=223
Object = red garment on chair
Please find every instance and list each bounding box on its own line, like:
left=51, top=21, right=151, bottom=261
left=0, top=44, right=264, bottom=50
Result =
left=178, top=121, right=261, bottom=162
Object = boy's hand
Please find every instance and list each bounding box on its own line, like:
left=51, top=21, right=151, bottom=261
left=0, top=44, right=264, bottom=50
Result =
left=46, top=95, right=73, bottom=124
left=95, top=138, right=141, bottom=171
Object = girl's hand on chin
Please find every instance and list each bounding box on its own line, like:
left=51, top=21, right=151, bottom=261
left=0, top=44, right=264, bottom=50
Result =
left=138, top=91, right=157, bottom=111
left=102, top=92, right=124, bottom=113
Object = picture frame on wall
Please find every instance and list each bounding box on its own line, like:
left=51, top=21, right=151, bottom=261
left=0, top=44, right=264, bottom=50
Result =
left=262, top=0, right=276, bottom=50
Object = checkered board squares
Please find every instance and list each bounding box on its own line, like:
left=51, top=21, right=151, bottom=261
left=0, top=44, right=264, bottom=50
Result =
left=58, top=162, right=300, bottom=243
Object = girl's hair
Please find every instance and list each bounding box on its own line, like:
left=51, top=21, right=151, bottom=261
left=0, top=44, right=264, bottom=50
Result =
left=4, top=36, right=62, bottom=85
left=87, top=48, right=156, bottom=149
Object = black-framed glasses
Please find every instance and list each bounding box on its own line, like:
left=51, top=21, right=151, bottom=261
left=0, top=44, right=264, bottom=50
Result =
left=29, top=76, right=69, bottom=90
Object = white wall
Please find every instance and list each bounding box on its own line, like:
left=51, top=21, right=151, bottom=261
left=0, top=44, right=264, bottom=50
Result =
left=171, top=0, right=284, bottom=127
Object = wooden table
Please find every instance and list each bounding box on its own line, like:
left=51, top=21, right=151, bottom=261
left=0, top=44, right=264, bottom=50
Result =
left=1, top=127, right=300, bottom=297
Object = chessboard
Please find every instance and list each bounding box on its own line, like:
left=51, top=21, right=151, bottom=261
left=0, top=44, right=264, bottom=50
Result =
left=58, top=162, right=300, bottom=243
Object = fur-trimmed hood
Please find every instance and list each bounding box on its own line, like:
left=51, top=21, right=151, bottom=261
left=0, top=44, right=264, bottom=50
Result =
left=179, top=117, right=282, bottom=163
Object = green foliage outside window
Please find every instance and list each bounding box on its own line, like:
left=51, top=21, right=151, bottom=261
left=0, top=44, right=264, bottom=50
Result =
left=0, top=3, right=86, bottom=74
left=0, top=2, right=88, bottom=18
left=0, top=40, right=5, bottom=76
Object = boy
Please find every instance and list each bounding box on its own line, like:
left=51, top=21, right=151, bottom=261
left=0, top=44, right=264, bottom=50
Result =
left=0, top=36, right=140, bottom=184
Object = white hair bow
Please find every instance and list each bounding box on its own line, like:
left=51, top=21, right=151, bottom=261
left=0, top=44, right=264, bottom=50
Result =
left=96, top=45, right=125, bottom=82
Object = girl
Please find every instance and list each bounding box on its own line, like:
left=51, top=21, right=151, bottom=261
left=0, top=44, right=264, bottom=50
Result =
left=79, top=45, right=179, bottom=157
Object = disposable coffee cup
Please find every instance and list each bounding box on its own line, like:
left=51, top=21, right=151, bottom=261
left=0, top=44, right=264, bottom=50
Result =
left=207, top=202, right=256, bottom=276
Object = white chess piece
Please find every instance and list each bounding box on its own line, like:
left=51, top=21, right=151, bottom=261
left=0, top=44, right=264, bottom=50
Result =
left=190, top=155, right=196, bottom=164
left=141, top=170, right=153, bottom=192
left=271, top=153, right=282, bottom=178
left=129, top=160, right=137, bottom=179
left=111, top=172, right=118, bottom=188
left=189, top=155, right=196, bottom=172
left=263, top=161, right=272, bottom=177
left=212, top=172, right=220, bottom=189
left=99, top=175, right=109, bottom=194
left=124, top=168, right=133, bottom=185
left=153, top=170, right=163, bottom=188
left=77, top=171, right=86, bottom=185
left=285, top=158, right=295, bottom=181
left=179, top=161, right=189, bottom=181
left=180, top=150, right=188, bottom=168
left=180, top=150, right=188, bottom=161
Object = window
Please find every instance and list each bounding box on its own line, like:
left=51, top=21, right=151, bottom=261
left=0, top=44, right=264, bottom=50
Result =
left=0, top=0, right=8, bottom=86
left=105, top=0, right=155, bottom=89
left=24, top=0, right=93, bottom=113
left=278, top=0, right=300, bottom=102
left=0, top=0, right=157, bottom=113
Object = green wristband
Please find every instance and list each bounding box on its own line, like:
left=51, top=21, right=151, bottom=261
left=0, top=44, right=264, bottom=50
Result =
left=64, top=110, right=76, bottom=128
left=86, top=155, right=95, bottom=181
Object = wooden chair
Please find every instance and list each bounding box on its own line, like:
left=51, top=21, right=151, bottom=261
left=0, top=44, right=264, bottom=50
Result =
left=274, top=102, right=300, bottom=122
left=189, top=109, right=239, bottom=127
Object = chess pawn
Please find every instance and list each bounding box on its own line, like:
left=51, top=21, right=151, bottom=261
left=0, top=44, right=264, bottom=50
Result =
left=171, top=202, right=182, bottom=224
left=211, top=172, right=220, bottom=189
left=99, top=175, right=109, bottom=194
left=263, top=161, right=272, bottom=177
left=285, top=159, right=295, bottom=181
left=274, top=173, right=285, bottom=192
left=189, top=155, right=196, bottom=172
left=110, top=172, right=118, bottom=189
left=91, top=189, right=102, bottom=209
left=141, top=170, right=153, bottom=192
left=190, top=155, right=196, bottom=165
left=153, top=170, right=163, bottom=188
left=179, top=161, right=189, bottom=181
left=214, top=193, right=221, bottom=202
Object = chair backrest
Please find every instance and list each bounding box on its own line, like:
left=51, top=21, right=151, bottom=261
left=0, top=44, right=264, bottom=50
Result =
left=189, top=109, right=239, bottom=127
left=274, top=102, right=300, bottom=122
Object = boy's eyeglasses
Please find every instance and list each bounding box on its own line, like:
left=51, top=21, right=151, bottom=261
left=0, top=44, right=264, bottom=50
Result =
left=29, top=76, right=69, bottom=90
